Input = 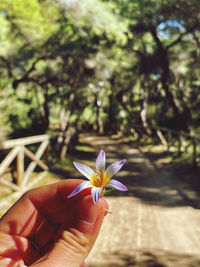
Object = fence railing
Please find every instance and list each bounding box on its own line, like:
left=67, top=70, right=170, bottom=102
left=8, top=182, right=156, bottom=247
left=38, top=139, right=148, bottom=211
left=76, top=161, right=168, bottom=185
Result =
left=131, top=124, right=200, bottom=167
left=0, top=134, right=50, bottom=190
left=0, top=125, right=198, bottom=192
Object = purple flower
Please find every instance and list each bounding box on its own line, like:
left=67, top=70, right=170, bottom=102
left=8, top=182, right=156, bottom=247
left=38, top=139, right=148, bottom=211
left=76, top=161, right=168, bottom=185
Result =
left=68, top=149, right=127, bottom=204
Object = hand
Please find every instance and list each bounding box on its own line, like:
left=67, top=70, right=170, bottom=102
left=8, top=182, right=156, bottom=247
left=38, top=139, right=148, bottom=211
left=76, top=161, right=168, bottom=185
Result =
left=0, top=179, right=108, bottom=266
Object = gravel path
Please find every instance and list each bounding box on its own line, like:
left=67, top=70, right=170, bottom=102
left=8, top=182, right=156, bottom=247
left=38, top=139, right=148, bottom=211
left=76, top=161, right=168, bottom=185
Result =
left=77, top=135, right=200, bottom=267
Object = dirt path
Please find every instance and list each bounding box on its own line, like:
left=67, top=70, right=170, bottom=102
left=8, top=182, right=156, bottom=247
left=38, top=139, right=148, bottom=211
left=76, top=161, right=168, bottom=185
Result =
left=76, top=135, right=200, bottom=267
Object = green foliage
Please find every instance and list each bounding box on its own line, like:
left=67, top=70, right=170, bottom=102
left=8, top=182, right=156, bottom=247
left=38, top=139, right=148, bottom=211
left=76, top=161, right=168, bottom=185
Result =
left=0, top=0, right=200, bottom=142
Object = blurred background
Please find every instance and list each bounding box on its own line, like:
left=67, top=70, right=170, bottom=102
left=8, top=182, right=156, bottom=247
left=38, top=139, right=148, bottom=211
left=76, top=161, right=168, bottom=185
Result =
left=1, top=0, right=200, bottom=141
left=1, top=0, right=200, bottom=266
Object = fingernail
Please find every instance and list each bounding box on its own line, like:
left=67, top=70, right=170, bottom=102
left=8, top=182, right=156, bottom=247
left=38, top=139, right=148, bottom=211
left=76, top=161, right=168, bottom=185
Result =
left=99, top=198, right=108, bottom=209
left=99, top=198, right=109, bottom=216
left=80, top=262, right=88, bottom=267
left=78, top=198, right=98, bottom=224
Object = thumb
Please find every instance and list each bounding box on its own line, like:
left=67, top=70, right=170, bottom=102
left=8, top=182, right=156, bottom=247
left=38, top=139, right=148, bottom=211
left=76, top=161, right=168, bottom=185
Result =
left=32, top=196, right=107, bottom=267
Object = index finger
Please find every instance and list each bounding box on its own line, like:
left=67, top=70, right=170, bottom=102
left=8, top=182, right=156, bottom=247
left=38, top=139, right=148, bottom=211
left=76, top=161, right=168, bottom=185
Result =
left=0, top=179, right=90, bottom=237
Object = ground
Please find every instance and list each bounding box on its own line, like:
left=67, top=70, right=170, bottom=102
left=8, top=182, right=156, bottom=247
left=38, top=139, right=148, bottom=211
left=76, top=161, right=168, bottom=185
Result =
left=1, top=134, right=200, bottom=266
left=74, top=135, right=200, bottom=267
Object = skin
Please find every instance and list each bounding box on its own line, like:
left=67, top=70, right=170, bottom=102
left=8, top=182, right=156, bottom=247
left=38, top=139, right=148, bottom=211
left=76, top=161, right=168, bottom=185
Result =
left=0, top=179, right=108, bottom=267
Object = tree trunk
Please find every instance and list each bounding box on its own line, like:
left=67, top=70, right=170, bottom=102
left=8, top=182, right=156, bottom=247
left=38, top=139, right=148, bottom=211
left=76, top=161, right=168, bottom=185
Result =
left=59, top=89, right=75, bottom=160
left=140, top=76, right=151, bottom=135
left=43, top=85, right=50, bottom=128
left=60, top=90, right=75, bottom=132
left=150, top=27, right=188, bottom=132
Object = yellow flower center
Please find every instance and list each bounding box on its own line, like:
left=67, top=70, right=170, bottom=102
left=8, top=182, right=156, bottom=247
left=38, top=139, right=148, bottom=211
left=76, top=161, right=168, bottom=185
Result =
left=91, top=172, right=109, bottom=188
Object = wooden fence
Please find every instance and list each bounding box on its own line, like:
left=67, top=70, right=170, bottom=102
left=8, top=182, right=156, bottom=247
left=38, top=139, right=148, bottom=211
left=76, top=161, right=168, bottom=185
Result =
left=0, top=134, right=50, bottom=190
left=0, top=125, right=198, bottom=192
left=131, top=124, right=200, bottom=167
left=155, top=126, right=199, bottom=167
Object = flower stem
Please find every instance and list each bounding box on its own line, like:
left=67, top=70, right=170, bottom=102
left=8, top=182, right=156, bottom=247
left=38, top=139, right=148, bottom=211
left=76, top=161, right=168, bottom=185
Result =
left=102, top=189, right=115, bottom=195
left=105, top=209, right=112, bottom=214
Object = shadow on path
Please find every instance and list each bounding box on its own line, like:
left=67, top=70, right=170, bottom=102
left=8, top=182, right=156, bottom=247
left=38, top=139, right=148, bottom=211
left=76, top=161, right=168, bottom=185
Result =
left=53, top=134, right=200, bottom=209
left=89, top=249, right=200, bottom=267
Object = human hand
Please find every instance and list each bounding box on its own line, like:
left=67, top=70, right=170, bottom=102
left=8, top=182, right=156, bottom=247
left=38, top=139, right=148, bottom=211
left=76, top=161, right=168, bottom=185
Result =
left=0, top=179, right=108, bottom=266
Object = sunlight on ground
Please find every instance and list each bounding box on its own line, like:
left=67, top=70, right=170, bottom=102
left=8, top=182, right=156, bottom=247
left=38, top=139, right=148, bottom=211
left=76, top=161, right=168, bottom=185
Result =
left=75, top=145, right=94, bottom=152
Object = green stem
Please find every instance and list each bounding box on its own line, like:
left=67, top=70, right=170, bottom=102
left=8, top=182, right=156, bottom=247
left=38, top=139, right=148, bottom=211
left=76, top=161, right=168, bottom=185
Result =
left=102, top=189, right=115, bottom=195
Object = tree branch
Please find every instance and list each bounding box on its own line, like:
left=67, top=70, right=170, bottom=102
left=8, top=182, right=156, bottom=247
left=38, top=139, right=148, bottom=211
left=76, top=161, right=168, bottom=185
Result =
left=192, top=32, right=200, bottom=48
left=12, top=56, right=46, bottom=89
left=0, top=56, right=13, bottom=78
left=167, top=22, right=199, bottom=49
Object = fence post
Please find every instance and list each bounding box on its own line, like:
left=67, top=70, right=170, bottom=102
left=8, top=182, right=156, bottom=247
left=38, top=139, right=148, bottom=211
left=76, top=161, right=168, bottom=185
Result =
left=192, top=138, right=197, bottom=167
left=177, top=134, right=182, bottom=156
left=44, top=141, right=49, bottom=166
left=17, top=145, right=24, bottom=187
left=156, top=130, right=168, bottom=149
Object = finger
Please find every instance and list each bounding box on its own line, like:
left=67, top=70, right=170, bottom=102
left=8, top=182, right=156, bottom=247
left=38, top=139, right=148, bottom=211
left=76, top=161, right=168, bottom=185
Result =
left=0, top=180, right=108, bottom=266
left=0, top=180, right=89, bottom=237
left=0, top=232, right=40, bottom=265
left=80, top=261, right=87, bottom=267
left=30, top=195, right=108, bottom=267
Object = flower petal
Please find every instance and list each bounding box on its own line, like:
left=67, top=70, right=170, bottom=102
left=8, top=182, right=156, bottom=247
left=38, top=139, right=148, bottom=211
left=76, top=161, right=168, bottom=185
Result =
left=108, top=179, right=128, bottom=191
left=73, top=162, right=95, bottom=180
left=105, top=159, right=126, bottom=178
left=96, top=149, right=106, bottom=174
left=91, top=187, right=103, bottom=204
left=67, top=181, right=91, bottom=198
